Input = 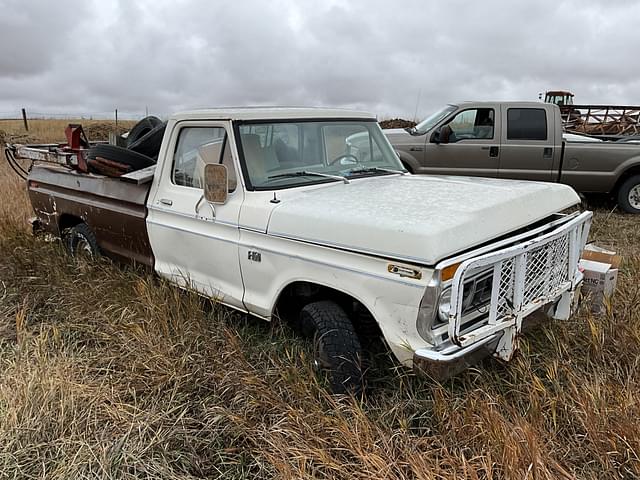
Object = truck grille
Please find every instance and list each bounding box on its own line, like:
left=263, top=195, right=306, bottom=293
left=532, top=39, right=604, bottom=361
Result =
left=495, top=233, right=570, bottom=321
left=447, top=211, right=592, bottom=349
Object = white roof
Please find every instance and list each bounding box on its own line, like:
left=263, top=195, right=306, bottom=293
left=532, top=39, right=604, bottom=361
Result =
left=171, top=106, right=375, bottom=122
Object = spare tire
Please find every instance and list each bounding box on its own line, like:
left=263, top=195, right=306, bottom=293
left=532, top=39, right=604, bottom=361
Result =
left=126, top=116, right=162, bottom=146
left=87, top=144, right=155, bottom=171
left=127, top=122, right=166, bottom=160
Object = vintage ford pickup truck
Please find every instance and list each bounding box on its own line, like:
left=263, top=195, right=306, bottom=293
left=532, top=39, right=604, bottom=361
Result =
left=22, top=107, right=592, bottom=393
left=384, top=102, right=640, bottom=213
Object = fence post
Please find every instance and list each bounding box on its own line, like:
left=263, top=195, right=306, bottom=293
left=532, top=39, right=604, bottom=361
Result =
left=21, top=108, right=29, bottom=131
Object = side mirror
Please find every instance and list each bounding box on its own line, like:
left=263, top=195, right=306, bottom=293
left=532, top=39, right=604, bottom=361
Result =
left=438, top=125, right=452, bottom=144
left=430, top=129, right=440, bottom=144
left=204, top=163, right=228, bottom=204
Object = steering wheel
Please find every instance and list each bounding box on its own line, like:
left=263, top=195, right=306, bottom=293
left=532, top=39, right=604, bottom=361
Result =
left=328, top=153, right=359, bottom=166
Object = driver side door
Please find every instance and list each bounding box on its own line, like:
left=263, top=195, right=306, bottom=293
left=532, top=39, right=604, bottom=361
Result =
left=147, top=121, right=246, bottom=310
left=421, top=106, right=501, bottom=178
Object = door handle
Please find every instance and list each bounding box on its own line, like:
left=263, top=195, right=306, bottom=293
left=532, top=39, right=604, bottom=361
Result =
left=543, top=147, right=553, bottom=158
left=159, top=198, right=173, bottom=206
left=409, top=146, right=424, bottom=152
left=489, top=146, right=499, bottom=157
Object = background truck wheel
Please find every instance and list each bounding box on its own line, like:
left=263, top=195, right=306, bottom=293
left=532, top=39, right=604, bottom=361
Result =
left=617, top=175, right=640, bottom=213
left=300, top=300, right=363, bottom=395
left=64, top=223, right=100, bottom=259
left=126, top=116, right=162, bottom=146
left=127, top=122, right=167, bottom=160
left=87, top=144, right=155, bottom=171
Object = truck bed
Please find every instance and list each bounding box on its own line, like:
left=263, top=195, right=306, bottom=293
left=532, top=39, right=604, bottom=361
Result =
left=28, top=164, right=154, bottom=267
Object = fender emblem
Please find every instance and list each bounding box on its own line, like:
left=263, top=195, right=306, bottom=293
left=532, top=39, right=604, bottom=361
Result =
left=388, top=264, right=422, bottom=280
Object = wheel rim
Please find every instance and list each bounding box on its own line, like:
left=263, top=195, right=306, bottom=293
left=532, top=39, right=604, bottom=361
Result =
left=312, top=331, right=331, bottom=372
left=74, top=235, right=94, bottom=259
left=628, top=184, right=640, bottom=210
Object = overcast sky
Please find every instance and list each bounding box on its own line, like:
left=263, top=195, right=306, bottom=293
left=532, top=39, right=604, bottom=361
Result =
left=1, top=0, right=639, bottom=120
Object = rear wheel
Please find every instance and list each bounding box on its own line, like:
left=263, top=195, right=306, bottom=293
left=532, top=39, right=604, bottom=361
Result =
left=63, top=223, right=100, bottom=259
left=300, top=300, right=363, bottom=394
left=617, top=175, right=640, bottom=213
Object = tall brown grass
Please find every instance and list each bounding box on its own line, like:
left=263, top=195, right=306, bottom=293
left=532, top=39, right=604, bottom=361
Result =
left=0, top=124, right=639, bottom=478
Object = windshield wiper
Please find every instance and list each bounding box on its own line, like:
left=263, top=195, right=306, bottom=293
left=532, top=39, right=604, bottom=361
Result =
left=267, top=170, right=350, bottom=184
left=347, top=166, right=407, bottom=177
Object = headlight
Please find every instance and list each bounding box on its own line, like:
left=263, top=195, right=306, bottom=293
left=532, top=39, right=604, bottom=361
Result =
left=416, top=280, right=440, bottom=344
left=437, top=287, right=452, bottom=323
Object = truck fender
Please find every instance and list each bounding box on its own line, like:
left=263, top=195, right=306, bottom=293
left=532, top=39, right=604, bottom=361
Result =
left=612, top=156, right=640, bottom=192
left=395, top=150, right=420, bottom=174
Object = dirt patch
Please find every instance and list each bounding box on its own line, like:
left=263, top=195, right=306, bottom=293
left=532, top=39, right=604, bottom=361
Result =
left=379, top=118, right=417, bottom=130
left=83, top=122, right=129, bottom=141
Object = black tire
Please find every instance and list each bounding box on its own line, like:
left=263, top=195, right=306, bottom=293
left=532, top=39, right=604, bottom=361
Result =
left=616, top=175, right=640, bottom=214
left=87, top=144, right=155, bottom=171
left=300, top=300, right=363, bottom=394
left=126, top=116, right=162, bottom=146
left=63, top=223, right=100, bottom=259
left=127, top=122, right=166, bottom=160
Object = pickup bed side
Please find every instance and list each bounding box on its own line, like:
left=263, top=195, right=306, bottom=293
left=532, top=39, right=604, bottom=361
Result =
left=28, top=165, right=154, bottom=266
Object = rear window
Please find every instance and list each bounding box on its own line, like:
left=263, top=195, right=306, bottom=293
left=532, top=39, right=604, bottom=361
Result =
left=507, top=108, right=547, bottom=140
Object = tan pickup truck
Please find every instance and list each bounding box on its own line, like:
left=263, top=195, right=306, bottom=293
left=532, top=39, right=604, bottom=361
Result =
left=383, top=102, right=640, bottom=213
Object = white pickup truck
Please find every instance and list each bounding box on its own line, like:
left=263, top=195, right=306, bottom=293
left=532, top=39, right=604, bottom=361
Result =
left=22, top=107, right=593, bottom=393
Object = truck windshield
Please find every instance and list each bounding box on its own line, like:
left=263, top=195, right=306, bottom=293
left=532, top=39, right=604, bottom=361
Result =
left=237, top=120, right=406, bottom=189
left=413, top=105, right=457, bottom=135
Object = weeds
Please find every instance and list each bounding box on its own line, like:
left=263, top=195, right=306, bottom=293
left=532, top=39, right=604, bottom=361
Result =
left=0, top=126, right=639, bottom=478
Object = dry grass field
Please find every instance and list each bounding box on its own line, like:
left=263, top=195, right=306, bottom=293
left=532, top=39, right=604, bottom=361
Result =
left=0, top=120, right=639, bottom=479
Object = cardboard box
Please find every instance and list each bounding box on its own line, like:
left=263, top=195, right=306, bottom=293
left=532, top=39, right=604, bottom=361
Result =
left=578, top=244, right=620, bottom=315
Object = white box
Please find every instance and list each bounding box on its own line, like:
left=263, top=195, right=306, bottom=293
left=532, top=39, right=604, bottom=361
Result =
left=578, top=245, right=620, bottom=315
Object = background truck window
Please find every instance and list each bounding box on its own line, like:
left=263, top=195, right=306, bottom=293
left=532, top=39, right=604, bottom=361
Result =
left=507, top=108, right=547, bottom=140
left=446, top=108, right=495, bottom=142
left=172, top=127, right=237, bottom=192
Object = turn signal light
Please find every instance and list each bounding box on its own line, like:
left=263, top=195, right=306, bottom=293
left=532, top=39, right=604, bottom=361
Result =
left=441, top=262, right=461, bottom=282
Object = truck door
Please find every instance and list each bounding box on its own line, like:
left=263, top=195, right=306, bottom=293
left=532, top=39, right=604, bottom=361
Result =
left=421, top=106, right=500, bottom=177
left=497, top=106, right=559, bottom=182
left=147, top=121, right=246, bottom=310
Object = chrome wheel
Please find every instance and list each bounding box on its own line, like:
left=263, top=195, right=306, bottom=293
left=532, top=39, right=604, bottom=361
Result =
left=628, top=184, right=640, bottom=210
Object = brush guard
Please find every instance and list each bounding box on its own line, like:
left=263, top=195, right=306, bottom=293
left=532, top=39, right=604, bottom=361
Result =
left=415, top=211, right=592, bottom=368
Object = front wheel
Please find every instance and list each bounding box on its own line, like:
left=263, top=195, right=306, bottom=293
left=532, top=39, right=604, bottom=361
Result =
left=300, top=300, right=363, bottom=395
left=617, top=175, right=640, bottom=214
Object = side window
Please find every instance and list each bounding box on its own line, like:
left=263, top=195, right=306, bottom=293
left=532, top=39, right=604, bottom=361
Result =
left=173, top=127, right=237, bottom=192
left=446, top=108, right=494, bottom=142
left=507, top=108, right=547, bottom=140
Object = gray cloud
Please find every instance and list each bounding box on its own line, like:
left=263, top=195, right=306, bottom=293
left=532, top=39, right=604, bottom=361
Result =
left=1, top=0, right=639, bottom=120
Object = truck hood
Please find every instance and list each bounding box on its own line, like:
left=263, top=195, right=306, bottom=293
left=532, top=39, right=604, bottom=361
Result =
left=266, top=175, right=580, bottom=265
